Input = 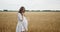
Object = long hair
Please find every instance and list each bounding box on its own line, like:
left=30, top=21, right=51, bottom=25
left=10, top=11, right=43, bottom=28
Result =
left=18, top=6, right=25, bottom=14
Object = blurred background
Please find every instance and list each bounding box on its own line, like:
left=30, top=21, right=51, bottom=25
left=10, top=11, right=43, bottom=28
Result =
left=0, top=0, right=60, bottom=32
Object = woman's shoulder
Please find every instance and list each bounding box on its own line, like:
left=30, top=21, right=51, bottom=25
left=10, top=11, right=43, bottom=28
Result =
left=18, top=13, right=22, bottom=16
left=18, top=13, right=21, bottom=15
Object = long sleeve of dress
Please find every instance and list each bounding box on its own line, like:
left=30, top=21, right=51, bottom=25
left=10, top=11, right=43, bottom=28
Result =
left=18, top=13, right=23, bottom=22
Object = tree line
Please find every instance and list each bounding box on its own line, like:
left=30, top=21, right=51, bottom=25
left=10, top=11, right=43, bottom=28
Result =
left=0, top=10, right=60, bottom=12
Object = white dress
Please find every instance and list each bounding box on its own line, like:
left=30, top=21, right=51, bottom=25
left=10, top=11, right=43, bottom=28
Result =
left=16, top=13, right=28, bottom=32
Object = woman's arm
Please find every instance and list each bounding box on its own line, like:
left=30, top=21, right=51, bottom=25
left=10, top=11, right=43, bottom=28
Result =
left=18, top=13, right=23, bottom=21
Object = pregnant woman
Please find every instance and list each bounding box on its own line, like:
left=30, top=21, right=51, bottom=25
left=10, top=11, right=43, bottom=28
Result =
left=16, top=6, right=28, bottom=32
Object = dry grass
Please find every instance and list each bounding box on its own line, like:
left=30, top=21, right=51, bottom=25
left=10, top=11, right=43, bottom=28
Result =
left=0, top=12, right=60, bottom=32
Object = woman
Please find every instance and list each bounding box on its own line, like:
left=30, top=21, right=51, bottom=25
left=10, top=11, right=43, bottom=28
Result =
left=16, top=6, right=28, bottom=32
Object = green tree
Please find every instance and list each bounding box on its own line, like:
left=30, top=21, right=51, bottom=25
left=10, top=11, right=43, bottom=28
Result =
left=3, top=10, right=8, bottom=12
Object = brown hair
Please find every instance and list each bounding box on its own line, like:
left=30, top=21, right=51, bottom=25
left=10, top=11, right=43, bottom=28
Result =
left=18, top=6, right=25, bottom=13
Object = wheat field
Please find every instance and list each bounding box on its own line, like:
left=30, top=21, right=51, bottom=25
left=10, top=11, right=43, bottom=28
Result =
left=0, top=12, right=60, bottom=32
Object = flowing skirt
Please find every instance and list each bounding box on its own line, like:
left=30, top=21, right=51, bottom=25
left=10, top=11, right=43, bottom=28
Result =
left=16, top=21, right=28, bottom=32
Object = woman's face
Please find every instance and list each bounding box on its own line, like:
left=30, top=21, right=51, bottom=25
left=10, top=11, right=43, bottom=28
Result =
left=22, top=9, right=25, bottom=13
left=19, top=6, right=25, bottom=14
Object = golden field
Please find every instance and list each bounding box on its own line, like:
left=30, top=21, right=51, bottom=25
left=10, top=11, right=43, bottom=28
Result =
left=0, top=12, right=60, bottom=32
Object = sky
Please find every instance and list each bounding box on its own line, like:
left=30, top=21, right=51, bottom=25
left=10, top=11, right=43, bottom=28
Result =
left=0, top=0, right=60, bottom=10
